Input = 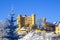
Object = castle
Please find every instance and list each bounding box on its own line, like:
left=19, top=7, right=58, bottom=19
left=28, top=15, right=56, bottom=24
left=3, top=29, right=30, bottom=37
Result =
left=16, top=14, right=36, bottom=35
left=16, top=14, right=60, bottom=35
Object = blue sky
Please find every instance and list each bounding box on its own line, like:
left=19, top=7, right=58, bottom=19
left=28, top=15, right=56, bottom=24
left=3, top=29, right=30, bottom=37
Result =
left=0, top=0, right=60, bottom=22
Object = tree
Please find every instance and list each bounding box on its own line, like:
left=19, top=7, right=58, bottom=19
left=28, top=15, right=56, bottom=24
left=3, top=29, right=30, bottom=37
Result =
left=0, top=21, right=5, bottom=40
left=4, top=14, right=19, bottom=40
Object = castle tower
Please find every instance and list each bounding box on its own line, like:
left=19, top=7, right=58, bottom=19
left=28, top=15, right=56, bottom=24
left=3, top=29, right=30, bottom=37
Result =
left=16, top=14, right=35, bottom=35
left=32, top=14, right=35, bottom=25
left=42, top=18, right=46, bottom=28
left=17, top=14, right=22, bottom=29
left=43, top=18, right=46, bottom=24
left=17, top=14, right=35, bottom=28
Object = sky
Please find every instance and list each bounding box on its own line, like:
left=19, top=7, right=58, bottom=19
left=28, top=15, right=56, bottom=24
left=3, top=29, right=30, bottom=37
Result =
left=0, top=0, right=60, bottom=22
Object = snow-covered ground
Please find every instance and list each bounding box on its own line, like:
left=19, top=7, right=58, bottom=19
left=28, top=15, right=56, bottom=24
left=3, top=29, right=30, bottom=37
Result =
left=18, top=30, right=45, bottom=40
left=19, top=30, right=42, bottom=40
left=18, top=30, right=60, bottom=40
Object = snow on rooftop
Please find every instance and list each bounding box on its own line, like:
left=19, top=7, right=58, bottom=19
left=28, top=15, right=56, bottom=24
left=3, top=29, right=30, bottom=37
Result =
left=20, top=27, right=26, bottom=30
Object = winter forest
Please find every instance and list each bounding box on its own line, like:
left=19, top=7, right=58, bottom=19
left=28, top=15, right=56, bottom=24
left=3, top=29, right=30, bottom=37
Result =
left=0, top=14, right=20, bottom=40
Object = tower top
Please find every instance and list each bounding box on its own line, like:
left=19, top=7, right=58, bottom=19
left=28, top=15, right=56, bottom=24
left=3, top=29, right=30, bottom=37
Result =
left=25, top=14, right=27, bottom=17
left=32, top=14, right=35, bottom=15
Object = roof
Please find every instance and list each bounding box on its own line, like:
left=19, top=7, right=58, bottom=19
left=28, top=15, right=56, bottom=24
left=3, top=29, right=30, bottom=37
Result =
left=46, top=22, right=55, bottom=28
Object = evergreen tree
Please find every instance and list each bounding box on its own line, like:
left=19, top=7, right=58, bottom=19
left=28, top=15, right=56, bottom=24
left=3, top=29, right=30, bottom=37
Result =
left=4, top=14, right=19, bottom=40
left=0, top=21, right=5, bottom=40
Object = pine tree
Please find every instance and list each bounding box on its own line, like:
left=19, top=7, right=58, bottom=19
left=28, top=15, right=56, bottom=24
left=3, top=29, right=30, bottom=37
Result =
left=0, top=21, right=5, bottom=40
left=4, top=14, right=19, bottom=40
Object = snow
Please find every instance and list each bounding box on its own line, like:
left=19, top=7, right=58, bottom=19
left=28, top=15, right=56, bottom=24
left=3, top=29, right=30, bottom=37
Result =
left=19, top=30, right=35, bottom=40
left=18, top=30, right=60, bottom=40
left=19, top=30, right=44, bottom=40
left=0, top=21, right=9, bottom=40
left=20, top=27, right=26, bottom=30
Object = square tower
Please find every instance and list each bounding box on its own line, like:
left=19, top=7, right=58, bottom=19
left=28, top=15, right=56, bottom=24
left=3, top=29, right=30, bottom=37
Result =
left=16, top=14, right=35, bottom=35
